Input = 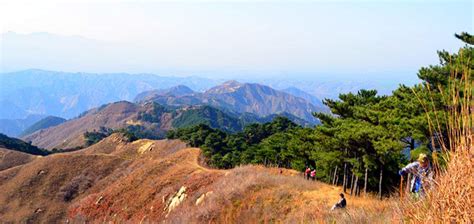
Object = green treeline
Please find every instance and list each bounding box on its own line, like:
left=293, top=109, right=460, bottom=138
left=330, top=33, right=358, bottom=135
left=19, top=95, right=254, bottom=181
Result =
left=167, top=117, right=303, bottom=169
left=171, top=105, right=244, bottom=133
left=0, top=133, right=49, bottom=156
left=84, top=125, right=157, bottom=146
left=168, top=33, right=473, bottom=196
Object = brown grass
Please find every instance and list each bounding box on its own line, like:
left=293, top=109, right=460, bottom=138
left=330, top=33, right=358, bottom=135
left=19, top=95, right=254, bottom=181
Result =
left=1, top=135, right=401, bottom=223
left=0, top=148, right=36, bottom=171
left=22, top=101, right=141, bottom=150
left=167, top=165, right=398, bottom=223
left=404, top=51, right=473, bottom=222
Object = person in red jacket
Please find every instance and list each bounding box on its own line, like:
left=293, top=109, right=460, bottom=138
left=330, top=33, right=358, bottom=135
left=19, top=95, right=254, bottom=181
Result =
left=305, top=167, right=311, bottom=180
left=310, top=169, right=316, bottom=181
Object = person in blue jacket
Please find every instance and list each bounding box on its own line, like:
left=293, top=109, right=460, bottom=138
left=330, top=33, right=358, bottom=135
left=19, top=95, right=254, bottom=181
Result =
left=399, top=153, right=433, bottom=197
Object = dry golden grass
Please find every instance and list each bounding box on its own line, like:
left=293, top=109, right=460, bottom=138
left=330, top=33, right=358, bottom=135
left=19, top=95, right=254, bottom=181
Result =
left=404, top=52, right=473, bottom=223
left=402, top=149, right=473, bottom=223
left=168, top=165, right=398, bottom=224
left=0, top=147, right=36, bottom=171
left=1, top=134, right=401, bottom=223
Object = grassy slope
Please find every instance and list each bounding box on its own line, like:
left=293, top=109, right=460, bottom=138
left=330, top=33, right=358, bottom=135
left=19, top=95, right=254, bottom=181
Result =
left=0, top=134, right=398, bottom=223
left=167, top=166, right=398, bottom=223
left=0, top=148, right=37, bottom=171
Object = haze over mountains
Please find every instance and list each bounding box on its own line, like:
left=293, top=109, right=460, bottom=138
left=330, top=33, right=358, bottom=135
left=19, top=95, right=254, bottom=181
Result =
left=0, top=69, right=218, bottom=119
left=0, top=114, right=47, bottom=137
left=0, top=31, right=411, bottom=117
left=20, top=116, right=67, bottom=137
left=23, top=84, right=319, bottom=150
left=0, top=31, right=407, bottom=128
left=0, top=32, right=411, bottom=139
left=1, top=68, right=331, bottom=139
left=0, top=68, right=384, bottom=119
left=137, top=80, right=323, bottom=122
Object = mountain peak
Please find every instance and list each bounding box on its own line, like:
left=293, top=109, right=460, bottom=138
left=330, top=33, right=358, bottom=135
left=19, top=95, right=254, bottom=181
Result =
left=134, top=85, right=195, bottom=102
left=205, top=80, right=245, bottom=94
left=167, top=85, right=194, bottom=95
left=222, top=80, right=242, bottom=86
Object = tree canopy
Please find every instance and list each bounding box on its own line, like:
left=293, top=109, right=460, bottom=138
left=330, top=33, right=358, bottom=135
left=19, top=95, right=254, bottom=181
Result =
left=169, top=33, right=472, bottom=196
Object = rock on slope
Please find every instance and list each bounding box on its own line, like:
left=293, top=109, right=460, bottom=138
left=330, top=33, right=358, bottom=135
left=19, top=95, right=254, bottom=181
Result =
left=0, top=134, right=396, bottom=223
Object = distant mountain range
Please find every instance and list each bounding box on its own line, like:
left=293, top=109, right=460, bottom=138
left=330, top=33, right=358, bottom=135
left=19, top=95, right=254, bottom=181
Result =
left=0, top=114, right=47, bottom=137
left=136, top=80, right=320, bottom=123
left=257, top=78, right=397, bottom=101
left=134, top=85, right=196, bottom=102
left=22, top=100, right=313, bottom=150
left=0, top=69, right=219, bottom=119
left=1, top=32, right=401, bottom=125
left=1, top=68, right=325, bottom=121
left=1, top=69, right=390, bottom=122
left=2, top=69, right=328, bottom=145
left=280, top=87, right=328, bottom=112
left=20, top=116, right=66, bottom=137
left=1, top=69, right=334, bottom=146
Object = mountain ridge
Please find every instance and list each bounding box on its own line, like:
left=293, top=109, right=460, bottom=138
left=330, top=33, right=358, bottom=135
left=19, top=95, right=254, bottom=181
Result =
left=0, top=114, right=47, bottom=137
left=23, top=98, right=316, bottom=150
left=20, top=116, right=66, bottom=137
left=0, top=69, right=219, bottom=119
left=139, top=81, right=321, bottom=123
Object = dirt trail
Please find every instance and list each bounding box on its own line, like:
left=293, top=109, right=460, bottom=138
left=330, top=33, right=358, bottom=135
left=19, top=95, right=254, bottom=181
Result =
left=0, top=134, right=397, bottom=223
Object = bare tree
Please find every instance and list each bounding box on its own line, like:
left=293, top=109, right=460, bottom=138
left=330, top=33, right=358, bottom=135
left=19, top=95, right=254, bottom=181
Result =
left=332, top=166, right=338, bottom=185
left=364, top=167, right=368, bottom=197
left=378, top=168, right=383, bottom=199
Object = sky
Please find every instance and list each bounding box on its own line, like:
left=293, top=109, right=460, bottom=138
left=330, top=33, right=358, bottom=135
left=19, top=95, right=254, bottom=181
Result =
left=0, top=0, right=472, bottom=83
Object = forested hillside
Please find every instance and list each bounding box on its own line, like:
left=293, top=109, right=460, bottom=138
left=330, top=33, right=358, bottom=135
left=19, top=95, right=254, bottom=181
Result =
left=169, top=33, right=473, bottom=197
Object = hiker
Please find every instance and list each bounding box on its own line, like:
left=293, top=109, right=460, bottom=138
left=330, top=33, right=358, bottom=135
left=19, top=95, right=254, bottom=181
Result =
left=398, top=153, right=433, bottom=197
left=331, top=193, right=347, bottom=210
left=305, top=167, right=311, bottom=180
left=310, top=169, right=316, bottom=181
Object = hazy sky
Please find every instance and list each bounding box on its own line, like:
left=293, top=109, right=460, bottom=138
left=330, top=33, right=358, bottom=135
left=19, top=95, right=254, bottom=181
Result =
left=0, top=0, right=472, bottom=82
